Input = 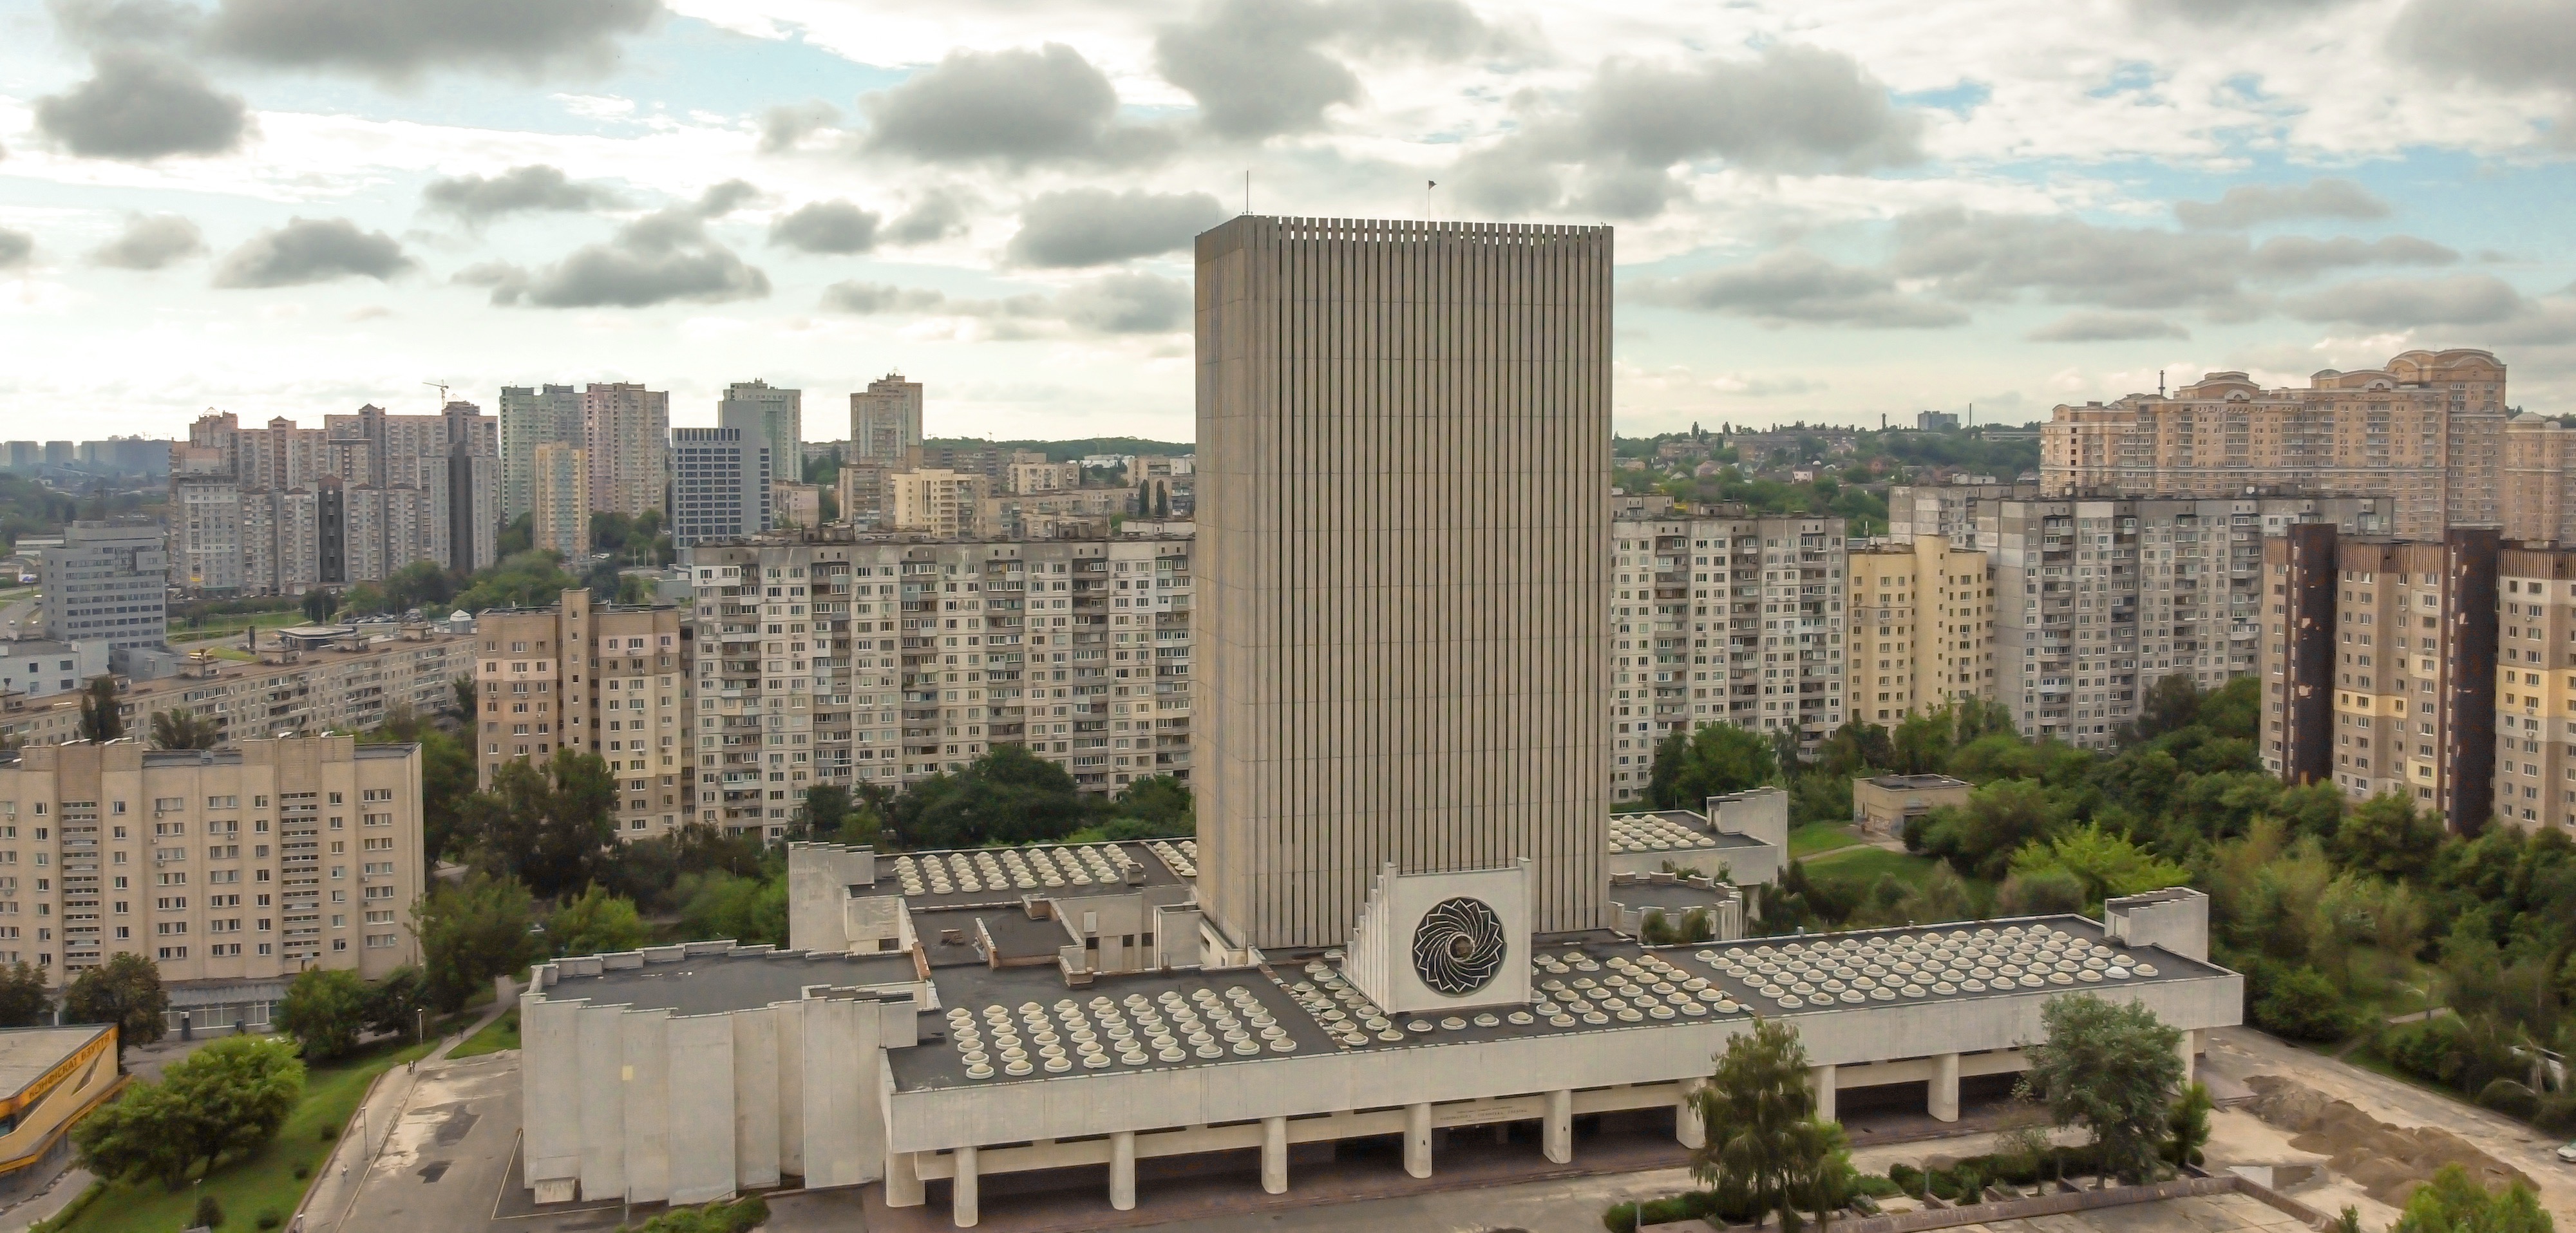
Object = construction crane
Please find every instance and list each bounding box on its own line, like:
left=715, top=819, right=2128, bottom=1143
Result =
left=422, top=380, right=451, bottom=408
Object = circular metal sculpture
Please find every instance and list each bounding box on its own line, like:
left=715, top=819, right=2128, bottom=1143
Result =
left=1412, top=897, right=1508, bottom=996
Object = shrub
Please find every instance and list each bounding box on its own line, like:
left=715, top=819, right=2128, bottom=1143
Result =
left=2535, top=1092, right=2576, bottom=1134
left=2252, top=966, right=2365, bottom=1042
left=194, top=1193, right=225, bottom=1228
left=618, top=1195, right=770, bottom=1233
left=1889, top=1163, right=1925, bottom=1196
left=292, top=1163, right=310, bottom=1180
left=2476, top=1078, right=2540, bottom=1119
left=256, top=1209, right=285, bottom=1230
left=1854, top=1174, right=1904, bottom=1198
left=321, top=1122, right=340, bottom=1142
left=1603, top=1203, right=1638, bottom=1233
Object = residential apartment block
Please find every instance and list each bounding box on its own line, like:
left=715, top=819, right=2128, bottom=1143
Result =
left=2041, top=350, right=2508, bottom=539
left=2494, top=544, right=2576, bottom=831
left=849, top=373, right=923, bottom=465
left=888, top=470, right=987, bottom=536
left=471, top=591, right=687, bottom=837
left=0, top=735, right=424, bottom=988
left=2503, top=414, right=2576, bottom=545
left=175, top=404, right=500, bottom=594
left=499, top=384, right=583, bottom=523
left=532, top=443, right=589, bottom=560
left=1847, top=536, right=1996, bottom=724
left=583, top=382, right=670, bottom=520
left=1901, top=489, right=2387, bottom=748
left=0, top=639, right=107, bottom=702
left=2259, top=526, right=2500, bottom=831
left=0, top=623, right=473, bottom=749
left=681, top=529, right=1194, bottom=836
left=1608, top=510, right=1846, bottom=802
left=719, top=381, right=802, bottom=488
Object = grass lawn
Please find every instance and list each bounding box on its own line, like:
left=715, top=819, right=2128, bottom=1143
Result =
left=52, top=1035, right=439, bottom=1233
left=1800, top=847, right=1940, bottom=890
left=1788, top=822, right=1864, bottom=858
left=449, top=1010, right=520, bottom=1059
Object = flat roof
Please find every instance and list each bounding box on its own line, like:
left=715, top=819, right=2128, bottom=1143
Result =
left=866, top=840, right=1190, bottom=908
left=887, top=914, right=2234, bottom=1095
left=541, top=950, right=918, bottom=1017
left=0, top=1026, right=108, bottom=1097
left=1866, top=775, right=1972, bottom=789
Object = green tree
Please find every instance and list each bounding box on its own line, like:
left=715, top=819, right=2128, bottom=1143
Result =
left=1913, top=778, right=2067, bottom=880
left=364, top=966, right=426, bottom=1040
left=2336, top=793, right=2447, bottom=879
left=1111, top=775, right=1193, bottom=833
left=795, top=784, right=852, bottom=841
left=275, top=969, right=370, bottom=1060
left=383, top=559, right=455, bottom=613
left=76, top=675, right=122, bottom=742
left=149, top=706, right=222, bottom=750
left=2020, top=993, right=2186, bottom=1185
left=1891, top=710, right=1954, bottom=775
left=1690, top=1017, right=1839, bottom=1231
left=448, top=673, right=478, bottom=720
left=414, top=874, right=536, bottom=1013
left=2006, top=824, right=2190, bottom=907
left=496, top=512, right=533, bottom=558
left=549, top=885, right=651, bottom=956
left=1648, top=722, right=1779, bottom=810
left=678, top=872, right=788, bottom=946
left=2166, top=1082, right=2213, bottom=1169
left=889, top=744, right=1098, bottom=850
left=73, top=1035, right=301, bottom=1189
left=64, top=952, right=167, bottom=1056
left=2391, top=1164, right=2552, bottom=1233
left=456, top=751, right=616, bottom=899
left=2132, top=673, right=2203, bottom=742
left=301, top=588, right=340, bottom=623
left=0, top=961, right=50, bottom=1027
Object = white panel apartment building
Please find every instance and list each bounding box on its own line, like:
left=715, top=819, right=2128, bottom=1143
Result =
left=1889, top=487, right=2389, bottom=748
left=682, top=531, right=1194, bottom=836
left=1609, top=509, right=1846, bottom=803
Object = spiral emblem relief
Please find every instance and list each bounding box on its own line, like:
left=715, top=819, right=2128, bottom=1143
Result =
left=1411, top=897, right=1507, bottom=996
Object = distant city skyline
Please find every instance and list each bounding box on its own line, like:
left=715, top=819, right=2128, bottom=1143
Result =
left=3, top=0, right=2571, bottom=442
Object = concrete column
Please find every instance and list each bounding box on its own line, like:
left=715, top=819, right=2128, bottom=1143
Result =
left=1675, top=1080, right=1706, bottom=1149
left=1404, top=1103, right=1433, bottom=1178
left=952, top=1145, right=979, bottom=1228
left=1544, top=1089, right=1573, bottom=1164
left=1109, top=1131, right=1136, bottom=1211
left=2177, top=1028, right=2195, bottom=1084
left=1810, top=1064, right=1837, bottom=1123
left=1930, top=1053, right=1960, bottom=1123
left=885, top=1149, right=925, bottom=1208
left=1261, top=1116, right=1288, bottom=1194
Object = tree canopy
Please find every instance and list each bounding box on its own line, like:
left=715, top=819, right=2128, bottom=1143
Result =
left=65, top=952, right=166, bottom=1053
left=73, top=1035, right=301, bottom=1189
left=415, top=874, right=536, bottom=1012
left=1649, top=722, right=1779, bottom=810
left=2020, top=994, right=2185, bottom=1185
left=889, top=744, right=1099, bottom=850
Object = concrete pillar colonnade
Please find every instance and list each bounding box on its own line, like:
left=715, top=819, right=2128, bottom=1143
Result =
left=952, top=1145, right=980, bottom=1227
left=1930, top=1053, right=1960, bottom=1123
left=1262, top=1116, right=1289, bottom=1193
left=886, top=1149, right=924, bottom=1207
left=1675, top=1078, right=1706, bottom=1149
left=1544, top=1089, right=1574, bottom=1163
left=1110, top=1131, right=1136, bottom=1211
left=1404, top=1102, right=1434, bottom=1178
left=1810, top=1064, right=1837, bottom=1122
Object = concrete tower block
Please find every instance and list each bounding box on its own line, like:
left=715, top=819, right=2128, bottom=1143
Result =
left=2103, top=887, right=2209, bottom=963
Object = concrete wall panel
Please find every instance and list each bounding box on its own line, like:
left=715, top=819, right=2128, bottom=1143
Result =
left=621, top=1011, right=672, bottom=1204
left=575, top=1005, right=627, bottom=1200
left=732, top=1005, right=781, bottom=1189
left=521, top=996, right=583, bottom=1185
left=775, top=999, right=806, bottom=1177
left=668, top=1014, right=739, bottom=1204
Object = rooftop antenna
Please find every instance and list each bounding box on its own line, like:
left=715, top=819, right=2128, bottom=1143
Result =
left=1967, top=402, right=1975, bottom=429
left=1243, top=170, right=1251, bottom=216
left=2159, top=370, right=2166, bottom=397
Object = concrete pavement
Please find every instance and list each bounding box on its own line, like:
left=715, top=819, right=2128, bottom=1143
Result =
left=297, top=995, right=515, bottom=1233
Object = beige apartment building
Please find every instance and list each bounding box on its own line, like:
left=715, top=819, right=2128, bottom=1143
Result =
left=2043, top=350, right=2508, bottom=538
left=2490, top=544, right=2575, bottom=831
left=0, top=623, right=472, bottom=749
left=850, top=373, right=925, bottom=465
left=533, top=442, right=589, bottom=560
left=0, top=735, right=424, bottom=988
left=2259, top=526, right=2500, bottom=831
left=471, top=591, right=688, bottom=838
left=1610, top=510, right=1846, bottom=802
left=2504, top=415, right=2576, bottom=545
left=889, top=470, right=988, bottom=537
left=683, top=529, right=1193, bottom=837
left=1847, top=536, right=1996, bottom=724
left=583, top=382, right=670, bottom=520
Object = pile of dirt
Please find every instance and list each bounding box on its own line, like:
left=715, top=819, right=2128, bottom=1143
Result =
left=2241, top=1075, right=2535, bottom=1206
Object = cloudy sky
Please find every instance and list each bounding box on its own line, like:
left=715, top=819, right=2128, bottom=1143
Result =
left=2, top=0, right=2573, bottom=445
